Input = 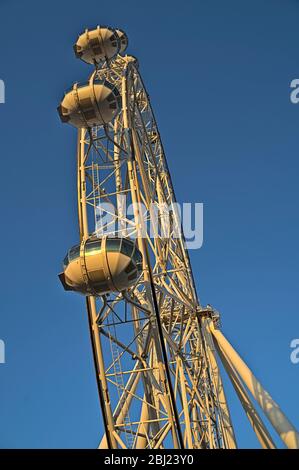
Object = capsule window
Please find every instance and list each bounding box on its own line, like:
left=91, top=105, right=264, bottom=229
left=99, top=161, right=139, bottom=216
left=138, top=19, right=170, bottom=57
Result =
left=69, top=245, right=80, bottom=262
left=106, top=238, right=121, bottom=252
left=63, top=254, right=69, bottom=269
left=121, top=239, right=134, bottom=257
left=85, top=240, right=101, bottom=256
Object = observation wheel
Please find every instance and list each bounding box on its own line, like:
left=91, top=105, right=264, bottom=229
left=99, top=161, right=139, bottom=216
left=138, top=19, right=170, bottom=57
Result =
left=57, top=26, right=299, bottom=450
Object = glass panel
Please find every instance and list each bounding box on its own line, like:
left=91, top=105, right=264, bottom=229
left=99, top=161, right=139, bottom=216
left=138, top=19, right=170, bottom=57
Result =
left=121, top=239, right=134, bottom=257
left=106, top=238, right=121, bottom=252
left=63, top=254, right=69, bottom=269
left=85, top=239, right=101, bottom=256
left=68, top=245, right=80, bottom=262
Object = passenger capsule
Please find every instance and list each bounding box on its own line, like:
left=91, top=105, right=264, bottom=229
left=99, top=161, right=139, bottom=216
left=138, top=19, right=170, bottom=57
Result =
left=59, top=237, right=143, bottom=296
left=57, top=80, right=121, bottom=128
left=73, top=26, right=120, bottom=64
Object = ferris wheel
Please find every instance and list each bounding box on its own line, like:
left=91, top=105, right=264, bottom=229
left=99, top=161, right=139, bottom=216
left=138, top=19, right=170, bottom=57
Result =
left=57, top=26, right=299, bottom=449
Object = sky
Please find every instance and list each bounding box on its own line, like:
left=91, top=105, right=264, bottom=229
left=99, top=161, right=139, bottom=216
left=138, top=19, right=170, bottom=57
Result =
left=0, top=0, right=298, bottom=449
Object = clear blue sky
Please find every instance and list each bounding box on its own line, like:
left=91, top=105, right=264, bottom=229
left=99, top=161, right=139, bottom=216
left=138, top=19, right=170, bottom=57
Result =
left=0, top=0, right=298, bottom=449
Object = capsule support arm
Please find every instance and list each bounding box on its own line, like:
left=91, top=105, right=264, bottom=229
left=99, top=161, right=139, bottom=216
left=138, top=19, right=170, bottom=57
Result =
left=207, top=318, right=299, bottom=449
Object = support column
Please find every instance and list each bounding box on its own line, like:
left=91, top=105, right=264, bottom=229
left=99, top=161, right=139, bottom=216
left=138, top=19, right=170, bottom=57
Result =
left=202, top=318, right=237, bottom=448
left=208, top=319, right=299, bottom=449
left=214, top=339, right=276, bottom=449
